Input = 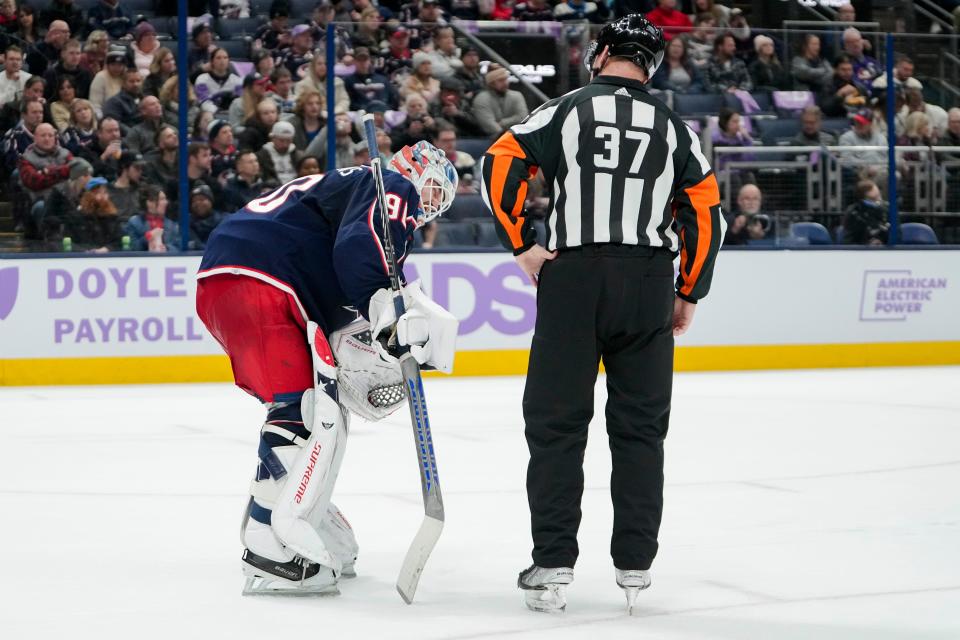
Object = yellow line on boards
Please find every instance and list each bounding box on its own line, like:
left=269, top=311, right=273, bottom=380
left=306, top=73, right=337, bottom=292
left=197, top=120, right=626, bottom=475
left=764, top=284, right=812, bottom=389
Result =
left=1, top=341, right=959, bottom=386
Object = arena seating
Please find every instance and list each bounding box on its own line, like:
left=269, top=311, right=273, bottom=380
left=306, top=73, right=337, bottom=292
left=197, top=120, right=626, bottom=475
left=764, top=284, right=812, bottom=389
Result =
left=790, top=222, right=834, bottom=245
left=901, top=222, right=939, bottom=244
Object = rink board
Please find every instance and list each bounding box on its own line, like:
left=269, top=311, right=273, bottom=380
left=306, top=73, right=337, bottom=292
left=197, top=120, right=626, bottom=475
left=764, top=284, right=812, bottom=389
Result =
left=0, top=250, right=957, bottom=385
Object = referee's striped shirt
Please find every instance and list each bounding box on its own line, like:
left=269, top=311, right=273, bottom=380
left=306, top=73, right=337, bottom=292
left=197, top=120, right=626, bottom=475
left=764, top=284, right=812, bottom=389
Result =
left=480, top=74, right=725, bottom=303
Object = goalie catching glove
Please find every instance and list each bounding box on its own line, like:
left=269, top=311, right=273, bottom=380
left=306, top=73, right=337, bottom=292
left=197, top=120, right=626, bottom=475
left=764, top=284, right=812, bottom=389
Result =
left=368, top=281, right=458, bottom=374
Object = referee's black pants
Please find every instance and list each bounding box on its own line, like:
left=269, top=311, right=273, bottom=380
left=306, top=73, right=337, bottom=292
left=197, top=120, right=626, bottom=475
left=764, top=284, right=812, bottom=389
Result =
left=524, top=244, right=675, bottom=571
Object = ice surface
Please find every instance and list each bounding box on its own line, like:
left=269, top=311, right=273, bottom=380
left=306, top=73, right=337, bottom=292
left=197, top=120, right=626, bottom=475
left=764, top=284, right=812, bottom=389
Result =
left=1, top=367, right=959, bottom=639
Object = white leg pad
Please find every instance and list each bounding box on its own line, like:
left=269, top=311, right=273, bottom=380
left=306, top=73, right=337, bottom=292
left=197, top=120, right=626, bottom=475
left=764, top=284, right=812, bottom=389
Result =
left=270, top=322, right=349, bottom=572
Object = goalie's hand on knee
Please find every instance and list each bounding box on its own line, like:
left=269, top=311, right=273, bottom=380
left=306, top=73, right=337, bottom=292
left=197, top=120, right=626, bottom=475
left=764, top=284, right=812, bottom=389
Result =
left=368, top=281, right=458, bottom=374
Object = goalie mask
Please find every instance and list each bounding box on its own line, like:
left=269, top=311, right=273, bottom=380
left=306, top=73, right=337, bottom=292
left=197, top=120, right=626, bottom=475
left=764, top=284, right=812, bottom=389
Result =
left=329, top=318, right=406, bottom=422
left=389, top=141, right=458, bottom=225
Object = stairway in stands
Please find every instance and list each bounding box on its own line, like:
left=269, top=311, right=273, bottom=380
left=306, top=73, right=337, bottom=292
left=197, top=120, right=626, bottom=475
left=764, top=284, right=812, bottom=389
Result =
left=0, top=201, right=26, bottom=253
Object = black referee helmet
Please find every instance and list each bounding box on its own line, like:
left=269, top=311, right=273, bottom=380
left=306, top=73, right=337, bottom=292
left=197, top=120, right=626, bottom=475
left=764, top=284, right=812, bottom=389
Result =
left=584, top=15, right=666, bottom=80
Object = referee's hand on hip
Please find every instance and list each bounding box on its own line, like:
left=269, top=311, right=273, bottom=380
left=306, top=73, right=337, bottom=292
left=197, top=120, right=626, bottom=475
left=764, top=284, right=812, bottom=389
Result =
left=515, top=245, right=558, bottom=288
left=672, top=298, right=697, bottom=337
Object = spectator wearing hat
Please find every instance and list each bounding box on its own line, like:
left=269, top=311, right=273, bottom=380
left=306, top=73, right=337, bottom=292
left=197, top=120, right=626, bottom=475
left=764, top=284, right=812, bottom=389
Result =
left=268, top=67, right=296, bottom=116
left=126, top=95, right=170, bottom=155
left=425, top=27, right=462, bottom=80
left=188, top=22, right=215, bottom=78
left=143, top=124, right=178, bottom=191
left=187, top=184, right=225, bottom=250
left=749, top=34, right=791, bottom=92
left=131, top=21, right=160, bottom=79
left=727, top=8, right=754, bottom=61
left=289, top=88, right=323, bottom=150
left=229, top=73, right=271, bottom=130
left=401, top=52, right=440, bottom=105
left=75, top=116, right=125, bottom=181
left=819, top=54, right=867, bottom=118
left=838, top=109, right=888, bottom=170
left=344, top=46, right=396, bottom=111
left=254, top=1, right=291, bottom=53
left=40, top=0, right=85, bottom=37
left=43, top=39, right=91, bottom=101
left=126, top=184, right=180, bottom=252
left=238, top=98, right=280, bottom=151
left=472, top=64, right=528, bottom=137
left=86, top=0, right=131, bottom=40
left=704, top=33, right=752, bottom=93
left=88, top=47, right=126, bottom=113
left=195, top=48, right=243, bottom=107
left=26, top=19, right=71, bottom=78
left=208, top=119, right=238, bottom=181
left=102, top=66, right=143, bottom=127
left=19, top=122, right=74, bottom=204
left=33, top=156, right=88, bottom=241
left=454, top=45, right=483, bottom=102
left=73, top=176, right=122, bottom=251
left=381, top=26, right=413, bottom=79
left=514, top=0, right=555, bottom=21
left=108, top=150, right=142, bottom=220
left=430, top=76, right=484, bottom=137
left=294, top=54, right=349, bottom=116
left=222, top=149, right=268, bottom=212
left=257, top=120, right=302, bottom=186
left=278, top=24, right=316, bottom=79
left=645, top=0, right=691, bottom=40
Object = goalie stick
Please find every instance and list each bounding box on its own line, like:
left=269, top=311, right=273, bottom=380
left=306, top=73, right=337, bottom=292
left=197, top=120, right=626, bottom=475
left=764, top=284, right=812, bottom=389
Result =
left=360, top=113, right=445, bottom=605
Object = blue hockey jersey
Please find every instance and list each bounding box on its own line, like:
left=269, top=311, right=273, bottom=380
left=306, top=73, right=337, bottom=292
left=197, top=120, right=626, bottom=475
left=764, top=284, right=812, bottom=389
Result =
left=198, top=166, right=421, bottom=334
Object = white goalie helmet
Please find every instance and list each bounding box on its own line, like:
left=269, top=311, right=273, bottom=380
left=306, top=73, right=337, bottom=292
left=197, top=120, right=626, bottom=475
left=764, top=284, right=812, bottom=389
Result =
left=389, top=141, right=459, bottom=225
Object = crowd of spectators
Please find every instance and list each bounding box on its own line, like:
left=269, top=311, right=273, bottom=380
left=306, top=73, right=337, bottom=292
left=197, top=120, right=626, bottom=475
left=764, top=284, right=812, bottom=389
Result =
left=0, top=0, right=549, bottom=252
left=0, top=0, right=955, bottom=251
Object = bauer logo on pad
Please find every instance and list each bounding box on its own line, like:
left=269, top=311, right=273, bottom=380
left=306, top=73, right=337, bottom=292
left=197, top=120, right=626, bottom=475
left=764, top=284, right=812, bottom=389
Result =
left=0, top=267, right=18, bottom=320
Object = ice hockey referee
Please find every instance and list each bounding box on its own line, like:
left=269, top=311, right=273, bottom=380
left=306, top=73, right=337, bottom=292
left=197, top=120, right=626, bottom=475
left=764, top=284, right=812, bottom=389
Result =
left=481, top=14, right=725, bottom=614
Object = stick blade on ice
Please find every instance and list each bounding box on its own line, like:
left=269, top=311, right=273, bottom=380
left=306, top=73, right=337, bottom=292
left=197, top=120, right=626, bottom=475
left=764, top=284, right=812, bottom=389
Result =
left=396, top=515, right=444, bottom=604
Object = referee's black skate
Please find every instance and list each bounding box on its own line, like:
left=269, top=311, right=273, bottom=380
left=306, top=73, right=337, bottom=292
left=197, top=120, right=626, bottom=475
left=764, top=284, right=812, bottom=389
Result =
left=518, top=565, right=574, bottom=613
left=616, top=569, right=651, bottom=615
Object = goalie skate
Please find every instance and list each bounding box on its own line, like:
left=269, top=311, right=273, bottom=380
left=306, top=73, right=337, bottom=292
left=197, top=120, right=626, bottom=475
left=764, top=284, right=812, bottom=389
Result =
left=518, top=565, right=574, bottom=613
left=241, top=549, right=339, bottom=596
left=616, top=569, right=651, bottom=615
